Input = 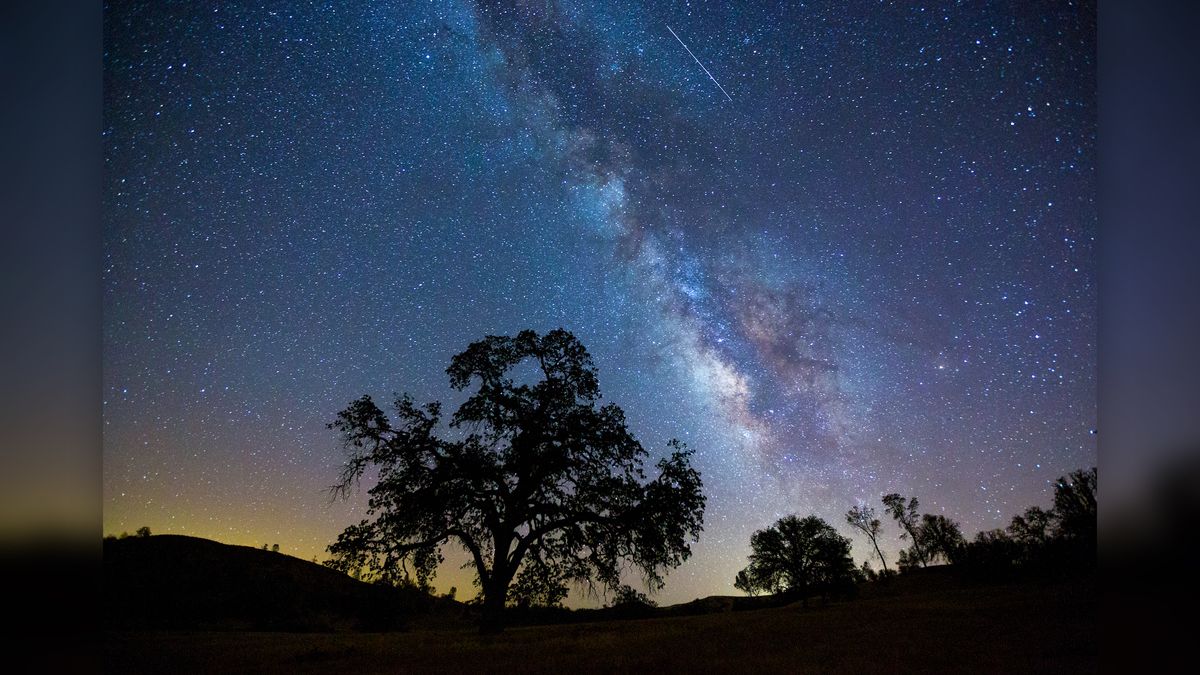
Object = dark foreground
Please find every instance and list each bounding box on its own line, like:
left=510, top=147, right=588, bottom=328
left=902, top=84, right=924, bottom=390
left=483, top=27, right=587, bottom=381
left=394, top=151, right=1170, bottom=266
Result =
left=106, top=571, right=1094, bottom=674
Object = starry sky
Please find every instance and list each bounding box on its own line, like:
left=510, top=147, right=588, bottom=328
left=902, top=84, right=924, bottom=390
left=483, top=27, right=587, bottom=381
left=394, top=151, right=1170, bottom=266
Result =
left=103, top=0, right=1096, bottom=605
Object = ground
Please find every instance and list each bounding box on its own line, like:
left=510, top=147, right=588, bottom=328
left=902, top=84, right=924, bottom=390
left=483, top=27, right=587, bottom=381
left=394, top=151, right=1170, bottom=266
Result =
left=106, top=571, right=1094, bottom=674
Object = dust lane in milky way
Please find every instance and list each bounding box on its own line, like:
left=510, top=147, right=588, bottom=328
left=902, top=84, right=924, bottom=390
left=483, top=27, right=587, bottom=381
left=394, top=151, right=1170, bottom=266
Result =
left=103, top=1, right=1096, bottom=604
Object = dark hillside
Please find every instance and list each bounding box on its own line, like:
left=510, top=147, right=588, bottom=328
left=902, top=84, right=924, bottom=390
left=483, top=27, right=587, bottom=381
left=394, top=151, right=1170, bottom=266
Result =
left=104, top=535, right=462, bottom=632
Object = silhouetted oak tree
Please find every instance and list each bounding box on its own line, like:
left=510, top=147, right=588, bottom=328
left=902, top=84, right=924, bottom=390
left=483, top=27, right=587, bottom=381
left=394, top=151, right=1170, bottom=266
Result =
left=734, top=515, right=857, bottom=604
left=325, top=329, right=706, bottom=632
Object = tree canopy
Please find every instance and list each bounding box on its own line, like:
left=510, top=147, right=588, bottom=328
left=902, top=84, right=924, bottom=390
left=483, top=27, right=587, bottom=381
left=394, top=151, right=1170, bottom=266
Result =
left=324, top=328, right=706, bottom=632
left=1009, top=506, right=1054, bottom=548
left=882, top=494, right=965, bottom=568
left=1052, top=467, right=1097, bottom=542
left=917, top=514, right=965, bottom=565
left=846, top=504, right=889, bottom=573
left=733, top=514, right=857, bottom=603
left=882, top=493, right=928, bottom=567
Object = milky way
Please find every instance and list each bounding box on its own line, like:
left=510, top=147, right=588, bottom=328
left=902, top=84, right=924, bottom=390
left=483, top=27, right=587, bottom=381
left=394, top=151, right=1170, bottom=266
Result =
left=103, top=1, right=1096, bottom=604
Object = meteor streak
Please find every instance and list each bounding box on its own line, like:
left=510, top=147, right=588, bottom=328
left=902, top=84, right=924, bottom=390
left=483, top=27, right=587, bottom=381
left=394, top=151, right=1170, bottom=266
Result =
left=666, top=25, right=734, bottom=102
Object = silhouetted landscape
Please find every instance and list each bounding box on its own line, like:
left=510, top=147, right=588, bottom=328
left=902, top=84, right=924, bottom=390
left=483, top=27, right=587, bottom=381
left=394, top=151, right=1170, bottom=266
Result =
left=104, top=535, right=459, bottom=632
left=105, top=533, right=1094, bottom=673
left=102, top=1, right=1099, bottom=671
left=104, top=330, right=1097, bottom=672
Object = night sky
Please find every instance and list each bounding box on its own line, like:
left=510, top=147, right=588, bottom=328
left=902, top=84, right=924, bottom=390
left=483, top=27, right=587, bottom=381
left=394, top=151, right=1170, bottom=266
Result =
left=103, top=0, right=1096, bottom=605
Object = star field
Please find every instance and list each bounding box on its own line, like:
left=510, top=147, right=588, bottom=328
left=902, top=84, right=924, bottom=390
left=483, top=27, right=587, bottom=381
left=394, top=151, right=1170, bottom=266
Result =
left=103, top=0, right=1096, bottom=604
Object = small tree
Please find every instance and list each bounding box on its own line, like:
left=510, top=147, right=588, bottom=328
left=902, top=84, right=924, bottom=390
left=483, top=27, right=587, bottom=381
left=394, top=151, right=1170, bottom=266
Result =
left=918, top=514, right=965, bottom=564
left=136, top=526, right=151, bottom=538
left=325, top=329, right=705, bottom=633
left=882, top=493, right=927, bottom=567
left=271, top=544, right=280, bottom=553
left=846, top=504, right=889, bottom=574
left=734, top=569, right=760, bottom=596
left=734, top=515, right=857, bottom=605
left=1009, top=505, right=1054, bottom=565
left=610, top=585, right=657, bottom=608
left=1009, top=506, right=1053, bottom=548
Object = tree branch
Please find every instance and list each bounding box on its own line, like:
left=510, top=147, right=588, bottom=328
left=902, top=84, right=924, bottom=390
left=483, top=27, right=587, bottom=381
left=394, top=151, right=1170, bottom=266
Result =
left=508, top=512, right=621, bottom=569
left=448, top=528, right=491, bottom=587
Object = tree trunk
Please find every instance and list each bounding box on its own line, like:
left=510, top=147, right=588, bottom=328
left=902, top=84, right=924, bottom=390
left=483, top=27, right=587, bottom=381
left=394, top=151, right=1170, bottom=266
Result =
left=906, top=527, right=927, bottom=567
left=479, top=578, right=509, bottom=634
left=871, top=538, right=890, bottom=573
left=479, top=530, right=516, bottom=634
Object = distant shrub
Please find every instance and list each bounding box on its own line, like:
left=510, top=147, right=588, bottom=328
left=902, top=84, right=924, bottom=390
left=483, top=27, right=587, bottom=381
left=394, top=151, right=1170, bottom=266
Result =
left=734, top=570, right=761, bottom=596
left=609, top=585, right=657, bottom=609
left=136, top=526, right=152, bottom=538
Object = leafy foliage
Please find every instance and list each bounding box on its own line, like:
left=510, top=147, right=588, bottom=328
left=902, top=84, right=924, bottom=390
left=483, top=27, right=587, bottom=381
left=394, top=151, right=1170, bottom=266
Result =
left=324, top=329, right=705, bottom=631
left=734, top=515, right=858, bottom=603
left=1052, top=467, right=1097, bottom=542
left=882, top=493, right=928, bottom=567
left=609, top=584, right=657, bottom=608
left=1009, top=506, right=1054, bottom=549
left=954, top=527, right=1023, bottom=573
left=733, top=569, right=760, bottom=596
left=917, top=514, right=965, bottom=564
left=509, top=550, right=570, bottom=609
left=880, top=495, right=965, bottom=568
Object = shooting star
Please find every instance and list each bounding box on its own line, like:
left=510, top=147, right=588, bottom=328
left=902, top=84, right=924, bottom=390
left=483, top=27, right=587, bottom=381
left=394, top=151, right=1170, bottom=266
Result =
left=666, top=24, right=733, bottom=102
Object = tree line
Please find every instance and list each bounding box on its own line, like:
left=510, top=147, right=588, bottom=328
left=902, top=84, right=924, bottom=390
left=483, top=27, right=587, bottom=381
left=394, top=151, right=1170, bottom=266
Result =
left=733, top=466, right=1096, bottom=602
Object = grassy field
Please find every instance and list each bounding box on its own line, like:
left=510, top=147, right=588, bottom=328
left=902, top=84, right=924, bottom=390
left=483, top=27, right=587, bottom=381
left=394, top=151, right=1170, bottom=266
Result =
left=106, top=571, right=1094, bottom=673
